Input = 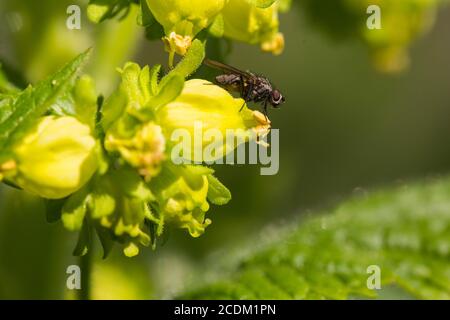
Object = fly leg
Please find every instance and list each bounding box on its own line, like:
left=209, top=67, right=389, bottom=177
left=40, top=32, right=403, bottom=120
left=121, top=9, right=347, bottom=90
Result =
left=262, top=99, right=269, bottom=121
left=239, top=75, right=247, bottom=112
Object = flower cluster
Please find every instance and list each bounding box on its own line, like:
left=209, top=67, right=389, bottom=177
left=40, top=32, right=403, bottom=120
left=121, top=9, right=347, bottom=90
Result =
left=0, top=41, right=271, bottom=256
left=1, top=0, right=282, bottom=258
left=88, top=0, right=290, bottom=62
left=151, top=0, right=288, bottom=58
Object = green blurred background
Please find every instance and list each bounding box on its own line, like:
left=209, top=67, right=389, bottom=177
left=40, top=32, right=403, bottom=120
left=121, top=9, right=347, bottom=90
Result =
left=0, top=0, right=449, bottom=299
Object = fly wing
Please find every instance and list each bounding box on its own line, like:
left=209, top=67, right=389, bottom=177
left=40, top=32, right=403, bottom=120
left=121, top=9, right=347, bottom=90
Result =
left=203, top=58, right=252, bottom=79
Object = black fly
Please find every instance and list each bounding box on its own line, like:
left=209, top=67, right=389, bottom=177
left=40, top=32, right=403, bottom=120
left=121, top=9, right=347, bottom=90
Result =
left=203, top=58, right=285, bottom=116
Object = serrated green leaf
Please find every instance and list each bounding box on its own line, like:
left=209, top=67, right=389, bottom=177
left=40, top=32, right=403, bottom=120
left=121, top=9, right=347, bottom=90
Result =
left=0, top=49, right=91, bottom=151
left=207, top=175, right=231, bottom=205
left=0, top=94, right=17, bottom=125
left=180, top=177, right=450, bottom=300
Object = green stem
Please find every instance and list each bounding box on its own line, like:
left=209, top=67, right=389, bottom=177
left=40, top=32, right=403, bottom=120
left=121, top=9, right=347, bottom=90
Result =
left=168, top=50, right=175, bottom=69
left=78, top=247, right=93, bottom=300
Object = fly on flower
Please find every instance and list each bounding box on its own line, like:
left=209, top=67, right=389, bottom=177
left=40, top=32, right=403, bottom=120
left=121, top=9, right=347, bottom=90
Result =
left=203, top=58, right=285, bottom=116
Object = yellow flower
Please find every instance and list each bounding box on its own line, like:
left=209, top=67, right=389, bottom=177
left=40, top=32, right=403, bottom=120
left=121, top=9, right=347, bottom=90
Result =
left=11, top=116, right=98, bottom=199
left=151, top=163, right=212, bottom=237
left=156, top=79, right=271, bottom=163
left=145, top=0, right=228, bottom=37
left=162, top=32, right=193, bottom=56
left=222, top=0, right=284, bottom=55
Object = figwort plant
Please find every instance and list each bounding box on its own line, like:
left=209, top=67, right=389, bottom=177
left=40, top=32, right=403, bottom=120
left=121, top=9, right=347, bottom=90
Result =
left=0, top=0, right=286, bottom=298
left=0, top=0, right=448, bottom=300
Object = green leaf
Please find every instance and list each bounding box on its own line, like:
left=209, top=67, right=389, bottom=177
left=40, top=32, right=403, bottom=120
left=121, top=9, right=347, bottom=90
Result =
left=121, top=62, right=150, bottom=105
left=138, top=0, right=165, bottom=39
left=72, top=75, right=98, bottom=129
left=73, top=219, right=91, bottom=256
left=0, top=49, right=91, bottom=151
left=101, top=62, right=149, bottom=128
left=0, top=94, right=17, bottom=125
left=100, top=88, right=128, bottom=131
left=144, top=22, right=165, bottom=41
left=137, top=0, right=155, bottom=27
left=95, top=224, right=115, bottom=259
left=168, top=39, right=206, bottom=79
left=147, top=73, right=184, bottom=112
left=50, top=75, right=98, bottom=130
left=179, top=177, right=450, bottom=300
left=207, top=175, right=232, bottom=205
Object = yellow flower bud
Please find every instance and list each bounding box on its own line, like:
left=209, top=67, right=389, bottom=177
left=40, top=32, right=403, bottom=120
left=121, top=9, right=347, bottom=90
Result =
left=156, top=79, right=271, bottom=163
left=222, top=0, right=284, bottom=55
left=145, top=0, right=228, bottom=37
left=11, top=116, right=98, bottom=199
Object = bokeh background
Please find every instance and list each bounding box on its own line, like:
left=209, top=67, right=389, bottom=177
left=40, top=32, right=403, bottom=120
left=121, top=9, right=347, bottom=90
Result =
left=0, top=0, right=449, bottom=299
